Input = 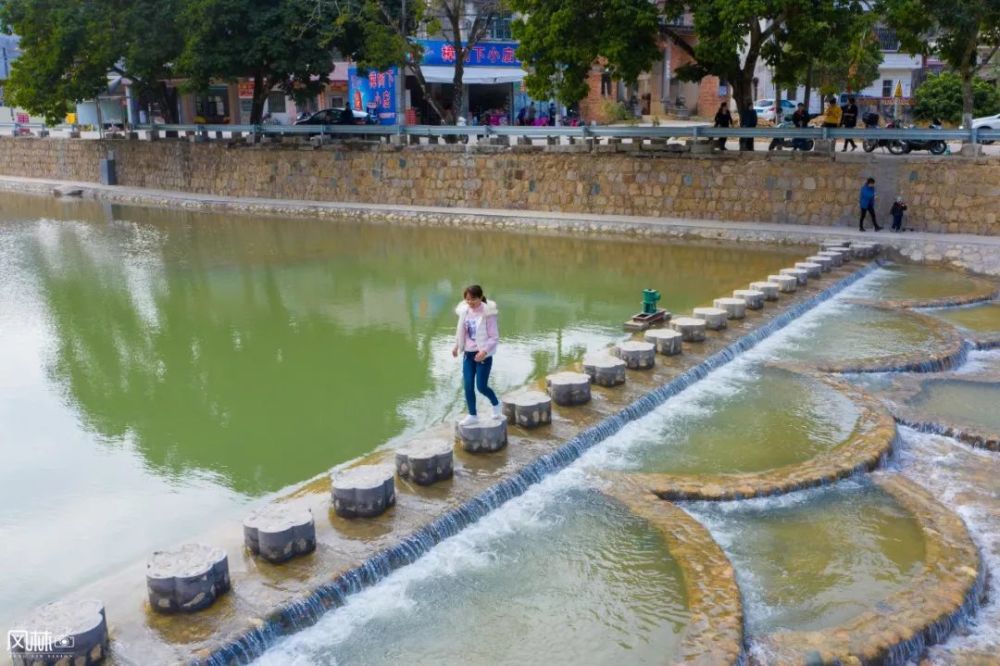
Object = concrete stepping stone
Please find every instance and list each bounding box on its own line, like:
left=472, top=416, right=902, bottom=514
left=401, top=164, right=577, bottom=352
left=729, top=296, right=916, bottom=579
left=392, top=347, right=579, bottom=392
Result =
left=501, top=390, right=552, bottom=428
left=852, top=243, right=877, bottom=258
left=583, top=354, right=627, bottom=387
left=670, top=316, right=707, bottom=342
left=243, top=504, right=316, bottom=563
left=749, top=281, right=780, bottom=300
left=546, top=371, right=593, bottom=405
left=455, top=416, right=508, bottom=453
left=779, top=267, right=809, bottom=286
left=692, top=307, right=728, bottom=330
left=817, top=250, right=845, bottom=267
left=767, top=274, right=798, bottom=293
left=331, top=465, right=396, bottom=518
left=805, top=255, right=834, bottom=272
left=146, top=543, right=230, bottom=613
left=395, top=436, right=454, bottom=484
left=10, top=599, right=108, bottom=665
left=614, top=340, right=656, bottom=369
left=713, top=297, right=747, bottom=320
left=644, top=328, right=683, bottom=355
left=733, top=289, right=765, bottom=310
left=795, top=262, right=823, bottom=278
left=821, top=240, right=850, bottom=250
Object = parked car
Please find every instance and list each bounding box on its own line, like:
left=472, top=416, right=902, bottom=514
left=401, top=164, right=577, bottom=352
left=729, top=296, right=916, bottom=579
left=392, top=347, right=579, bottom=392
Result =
left=753, top=99, right=797, bottom=123
left=294, top=108, right=373, bottom=126
left=965, top=113, right=999, bottom=144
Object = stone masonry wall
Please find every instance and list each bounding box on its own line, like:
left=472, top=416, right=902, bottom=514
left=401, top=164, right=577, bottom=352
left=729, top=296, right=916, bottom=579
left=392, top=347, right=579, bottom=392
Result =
left=0, top=137, right=997, bottom=235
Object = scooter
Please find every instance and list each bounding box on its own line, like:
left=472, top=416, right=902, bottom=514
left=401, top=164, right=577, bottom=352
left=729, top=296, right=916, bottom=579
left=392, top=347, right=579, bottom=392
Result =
left=862, top=113, right=908, bottom=154
left=897, top=120, right=948, bottom=155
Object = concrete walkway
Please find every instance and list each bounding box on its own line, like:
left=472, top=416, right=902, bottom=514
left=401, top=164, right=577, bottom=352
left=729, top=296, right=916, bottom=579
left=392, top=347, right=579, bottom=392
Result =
left=2, top=175, right=998, bottom=275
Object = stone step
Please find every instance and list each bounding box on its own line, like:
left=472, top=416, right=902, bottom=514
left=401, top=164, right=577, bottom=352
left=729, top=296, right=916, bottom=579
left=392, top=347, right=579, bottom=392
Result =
left=331, top=465, right=396, bottom=518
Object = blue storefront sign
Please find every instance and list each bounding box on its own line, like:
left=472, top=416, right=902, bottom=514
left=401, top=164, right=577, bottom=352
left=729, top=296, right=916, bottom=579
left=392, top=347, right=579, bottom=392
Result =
left=348, top=66, right=398, bottom=125
left=416, top=39, right=522, bottom=68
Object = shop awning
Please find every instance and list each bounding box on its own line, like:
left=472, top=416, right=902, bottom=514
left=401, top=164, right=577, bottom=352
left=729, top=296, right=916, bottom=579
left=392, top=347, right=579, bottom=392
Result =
left=418, top=66, right=526, bottom=85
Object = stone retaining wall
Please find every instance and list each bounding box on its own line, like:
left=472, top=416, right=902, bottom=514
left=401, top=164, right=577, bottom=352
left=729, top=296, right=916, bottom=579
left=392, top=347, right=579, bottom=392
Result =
left=1, top=137, right=997, bottom=235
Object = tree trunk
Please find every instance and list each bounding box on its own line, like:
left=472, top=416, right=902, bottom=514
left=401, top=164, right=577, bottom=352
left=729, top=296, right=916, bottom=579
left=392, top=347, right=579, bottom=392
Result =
left=732, top=73, right=755, bottom=151
left=804, top=61, right=814, bottom=115
left=158, top=83, right=179, bottom=124
left=250, top=71, right=267, bottom=125
left=450, top=61, right=465, bottom=124
left=961, top=66, right=974, bottom=138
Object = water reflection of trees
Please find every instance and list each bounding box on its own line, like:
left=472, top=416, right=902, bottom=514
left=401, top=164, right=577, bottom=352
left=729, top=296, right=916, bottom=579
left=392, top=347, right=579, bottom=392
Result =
left=33, top=228, right=431, bottom=496
left=23, top=200, right=794, bottom=496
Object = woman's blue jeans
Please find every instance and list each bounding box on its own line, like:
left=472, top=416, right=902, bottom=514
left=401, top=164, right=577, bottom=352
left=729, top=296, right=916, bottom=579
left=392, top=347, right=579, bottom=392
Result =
left=463, top=351, right=499, bottom=415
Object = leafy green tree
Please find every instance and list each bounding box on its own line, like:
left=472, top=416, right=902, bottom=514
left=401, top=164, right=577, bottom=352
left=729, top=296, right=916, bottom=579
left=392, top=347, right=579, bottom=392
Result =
left=882, top=0, right=1000, bottom=130
left=178, top=0, right=335, bottom=124
left=913, top=71, right=1000, bottom=122
left=770, top=5, right=881, bottom=112
left=352, top=0, right=505, bottom=123
left=0, top=0, right=183, bottom=125
left=512, top=0, right=876, bottom=147
left=511, top=0, right=661, bottom=107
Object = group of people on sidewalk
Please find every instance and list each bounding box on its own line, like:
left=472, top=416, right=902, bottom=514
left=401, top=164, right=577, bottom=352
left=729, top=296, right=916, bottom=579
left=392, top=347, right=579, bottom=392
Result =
left=714, top=95, right=864, bottom=152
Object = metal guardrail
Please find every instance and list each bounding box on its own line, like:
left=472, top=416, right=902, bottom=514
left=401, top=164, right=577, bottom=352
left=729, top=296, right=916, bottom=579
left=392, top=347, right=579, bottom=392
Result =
left=2, top=121, right=998, bottom=144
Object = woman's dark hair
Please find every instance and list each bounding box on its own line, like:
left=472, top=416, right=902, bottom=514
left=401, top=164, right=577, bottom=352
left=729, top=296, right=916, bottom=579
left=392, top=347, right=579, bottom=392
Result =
left=463, top=284, right=487, bottom=303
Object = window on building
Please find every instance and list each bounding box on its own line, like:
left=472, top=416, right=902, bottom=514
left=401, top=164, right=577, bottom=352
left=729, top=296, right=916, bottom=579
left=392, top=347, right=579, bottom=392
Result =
left=489, top=14, right=513, bottom=40
left=268, top=92, right=287, bottom=114
left=882, top=79, right=894, bottom=98
left=786, top=88, right=797, bottom=101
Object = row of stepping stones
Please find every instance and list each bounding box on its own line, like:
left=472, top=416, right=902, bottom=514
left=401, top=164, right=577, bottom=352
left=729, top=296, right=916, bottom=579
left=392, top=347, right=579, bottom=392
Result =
left=11, top=241, right=880, bottom=662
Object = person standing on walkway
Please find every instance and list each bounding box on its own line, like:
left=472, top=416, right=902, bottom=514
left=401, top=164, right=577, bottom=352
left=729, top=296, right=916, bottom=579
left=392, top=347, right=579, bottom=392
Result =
left=452, top=285, right=501, bottom=425
left=840, top=96, right=858, bottom=152
left=822, top=96, right=842, bottom=129
left=858, top=177, right=882, bottom=232
left=714, top=103, right=732, bottom=151
left=738, top=104, right=757, bottom=151
left=526, top=104, right=536, bottom=125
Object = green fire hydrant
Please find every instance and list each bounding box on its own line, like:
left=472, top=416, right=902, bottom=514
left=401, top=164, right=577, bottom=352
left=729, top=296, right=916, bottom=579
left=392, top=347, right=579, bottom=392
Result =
left=642, top=288, right=661, bottom=314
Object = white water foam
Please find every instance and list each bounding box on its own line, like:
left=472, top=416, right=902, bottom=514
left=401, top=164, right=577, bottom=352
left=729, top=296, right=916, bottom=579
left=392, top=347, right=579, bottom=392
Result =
left=892, top=426, right=1000, bottom=661
left=255, top=267, right=890, bottom=664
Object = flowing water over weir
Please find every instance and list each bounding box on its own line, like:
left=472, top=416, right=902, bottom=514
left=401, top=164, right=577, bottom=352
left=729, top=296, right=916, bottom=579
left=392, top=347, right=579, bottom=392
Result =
left=196, top=265, right=882, bottom=664
left=249, top=262, right=998, bottom=666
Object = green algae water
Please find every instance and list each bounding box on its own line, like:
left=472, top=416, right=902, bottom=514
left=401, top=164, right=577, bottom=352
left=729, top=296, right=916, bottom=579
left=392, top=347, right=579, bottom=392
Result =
left=905, top=379, right=1000, bottom=433
left=259, top=486, right=689, bottom=666
left=864, top=264, right=993, bottom=302
left=781, top=303, right=945, bottom=365
left=622, top=366, right=859, bottom=475
left=0, top=193, right=793, bottom=629
left=689, top=482, right=926, bottom=634
left=929, top=301, right=1000, bottom=333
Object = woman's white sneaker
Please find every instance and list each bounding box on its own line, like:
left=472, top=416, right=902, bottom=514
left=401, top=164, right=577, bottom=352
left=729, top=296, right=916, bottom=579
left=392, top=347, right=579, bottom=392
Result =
left=491, top=403, right=503, bottom=419
left=459, top=414, right=479, bottom=426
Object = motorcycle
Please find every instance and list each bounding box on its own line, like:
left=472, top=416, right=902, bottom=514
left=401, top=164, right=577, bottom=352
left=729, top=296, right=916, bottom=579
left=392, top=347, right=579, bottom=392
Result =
left=862, top=113, right=908, bottom=154
left=897, top=121, right=948, bottom=155
left=767, top=121, right=814, bottom=151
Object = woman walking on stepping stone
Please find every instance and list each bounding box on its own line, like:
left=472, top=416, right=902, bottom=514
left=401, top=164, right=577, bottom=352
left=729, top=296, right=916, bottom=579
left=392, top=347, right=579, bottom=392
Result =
left=453, top=285, right=501, bottom=425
